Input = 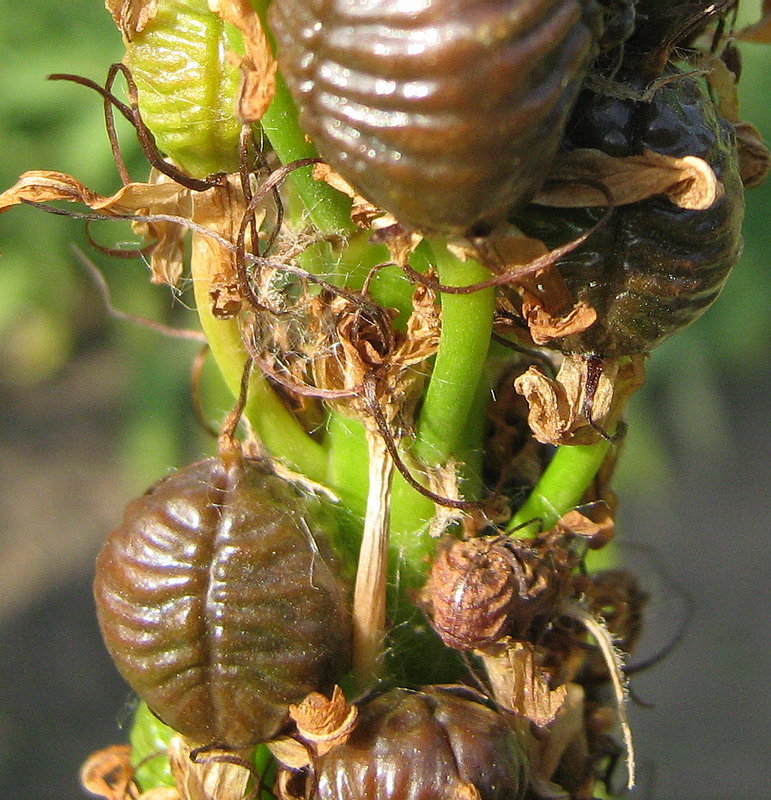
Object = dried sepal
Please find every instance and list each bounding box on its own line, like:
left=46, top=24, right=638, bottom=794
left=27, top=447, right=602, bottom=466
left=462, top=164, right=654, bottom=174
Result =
left=105, top=0, right=158, bottom=42
left=514, top=355, right=645, bottom=446
left=138, top=790, right=180, bottom=800
left=312, top=163, right=386, bottom=230
left=557, top=504, right=615, bottom=550
left=209, top=0, right=277, bottom=123
left=189, top=173, right=252, bottom=315
left=0, top=169, right=190, bottom=285
left=80, top=744, right=139, bottom=800
left=289, top=686, right=358, bottom=756
left=734, top=121, right=771, bottom=188
left=737, top=2, right=771, bottom=42
left=0, top=170, right=184, bottom=215
left=168, top=737, right=250, bottom=800
left=268, top=737, right=313, bottom=771
left=535, top=148, right=722, bottom=211
left=130, top=169, right=192, bottom=286
left=530, top=683, right=588, bottom=794
left=480, top=639, right=568, bottom=727
left=489, top=234, right=597, bottom=344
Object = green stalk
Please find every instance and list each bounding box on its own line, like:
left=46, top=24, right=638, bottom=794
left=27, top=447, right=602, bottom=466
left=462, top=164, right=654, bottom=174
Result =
left=251, top=0, right=354, bottom=235
left=414, top=244, right=495, bottom=468
left=191, top=262, right=328, bottom=481
left=508, top=440, right=611, bottom=533
left=259, top=73, right=354, bottom=234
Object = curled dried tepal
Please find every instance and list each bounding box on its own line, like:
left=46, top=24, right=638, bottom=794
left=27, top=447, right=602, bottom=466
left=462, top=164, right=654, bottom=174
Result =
left=94, top=457, right=352, bottom=748
left=287, top=685, right=527, bottom=800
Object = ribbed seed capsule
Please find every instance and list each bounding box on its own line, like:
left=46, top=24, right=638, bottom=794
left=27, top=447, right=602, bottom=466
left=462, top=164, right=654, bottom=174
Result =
left=309, top=686, right=528, bottom=800
left=270, top=0, right=603, bottom=235
left=513, top=71, right=744, bottom=357
left=94, top=458, right=351, bottom=748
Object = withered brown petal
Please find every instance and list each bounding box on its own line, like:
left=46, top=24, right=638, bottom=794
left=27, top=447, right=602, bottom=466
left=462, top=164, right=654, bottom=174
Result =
left=290, top=686, right=357, bottom=742
left=557, top=505, right=615, bottom=549
left=190, top=173, right=250, bottom=307
left=209, top=0, right=277, bottom=122
left=80, top=744, right=137, bottom=800
left=514, top=356, right=642, bottom=446
left=0, top=170, right=190, bottom=287
left=480, top=639, right=567, bottom=727
left=522, top=298, right=597, bottom=345
left=138, top=790, right=180, bottom=800
left=268, top=737, right=313, bottom=771
left=513, top=365, right=576, bottom=446
left=734, top=121, right=771, bottom=188
left=169, top=738, right=250, bottom=800
left=535, top=149, right=721, bottom=210
left=105, top=0, right=158, bottom=41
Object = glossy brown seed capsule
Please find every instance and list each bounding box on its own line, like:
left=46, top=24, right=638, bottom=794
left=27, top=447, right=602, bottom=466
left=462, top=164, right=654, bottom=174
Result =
left=270, top=0, right=604, bottom=235
left=513, top=69, right=744, bottom=357
left=307, top=686, right=527, bottom=800
left=94, top=458, right=351, bottom=748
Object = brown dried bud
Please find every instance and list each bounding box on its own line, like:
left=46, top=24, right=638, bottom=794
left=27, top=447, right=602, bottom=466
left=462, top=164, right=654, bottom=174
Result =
left=424, top=537, right=520, bottom=651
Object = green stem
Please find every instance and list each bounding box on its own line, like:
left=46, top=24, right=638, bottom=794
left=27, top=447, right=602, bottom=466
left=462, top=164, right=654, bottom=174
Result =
left=251, top=1, right=354, bottom=235
left=191, top=260, right=328, bottom=481
left=508, top=440, right=611, bottom=533
left=414, top=244, right=495, bottom=467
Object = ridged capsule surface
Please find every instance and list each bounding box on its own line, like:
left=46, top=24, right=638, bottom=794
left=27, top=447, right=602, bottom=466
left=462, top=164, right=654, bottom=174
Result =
left=309, top=686, right=527, bottom=800
left=94, top=458, right=351, bottom=748
left=514, top=71, right=744, bottom=357
left=270, top=0, right=603, bottom=235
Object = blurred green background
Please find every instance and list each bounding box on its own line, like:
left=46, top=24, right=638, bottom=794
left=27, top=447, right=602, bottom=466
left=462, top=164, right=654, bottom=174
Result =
left=0, top=2, right=768, bottom=799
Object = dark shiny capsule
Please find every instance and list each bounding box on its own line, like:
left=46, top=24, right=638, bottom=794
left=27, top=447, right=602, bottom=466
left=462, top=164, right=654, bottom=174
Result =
left=94, top=458, right=351, bottom=748
left=270, top=0, right=603, bottom=236
left=309, top=686, right=527, bottom=800
left=513, top=71, right=744, bottom=357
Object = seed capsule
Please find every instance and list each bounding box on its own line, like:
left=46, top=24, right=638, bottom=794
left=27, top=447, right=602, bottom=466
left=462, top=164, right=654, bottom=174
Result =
left=307, top=686, right=528, bottom=800
left=94, top=458, right=351, bottom=748
left=270, top=0, right=604, bottom=235
left=513, top=70, right=744, bottom=357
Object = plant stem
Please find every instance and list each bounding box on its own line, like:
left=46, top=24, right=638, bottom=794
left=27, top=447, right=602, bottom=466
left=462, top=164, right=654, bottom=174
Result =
left=414, top=245, right=495, bottom=468
left=251, top=0, right=354, bottom=235
left=352, top=430, right=394, bottom=686
left=191, top=255, right=328, bottom=481
left=508, top=440, right=611, bottom=533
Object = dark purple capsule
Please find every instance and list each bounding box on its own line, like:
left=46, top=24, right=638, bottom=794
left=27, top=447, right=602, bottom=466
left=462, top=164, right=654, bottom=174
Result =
left=270, top=0, right=604, bottom=235
left=513, top=70, right=744, bottom=357
left=94, top=457, right=351, bottom=748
